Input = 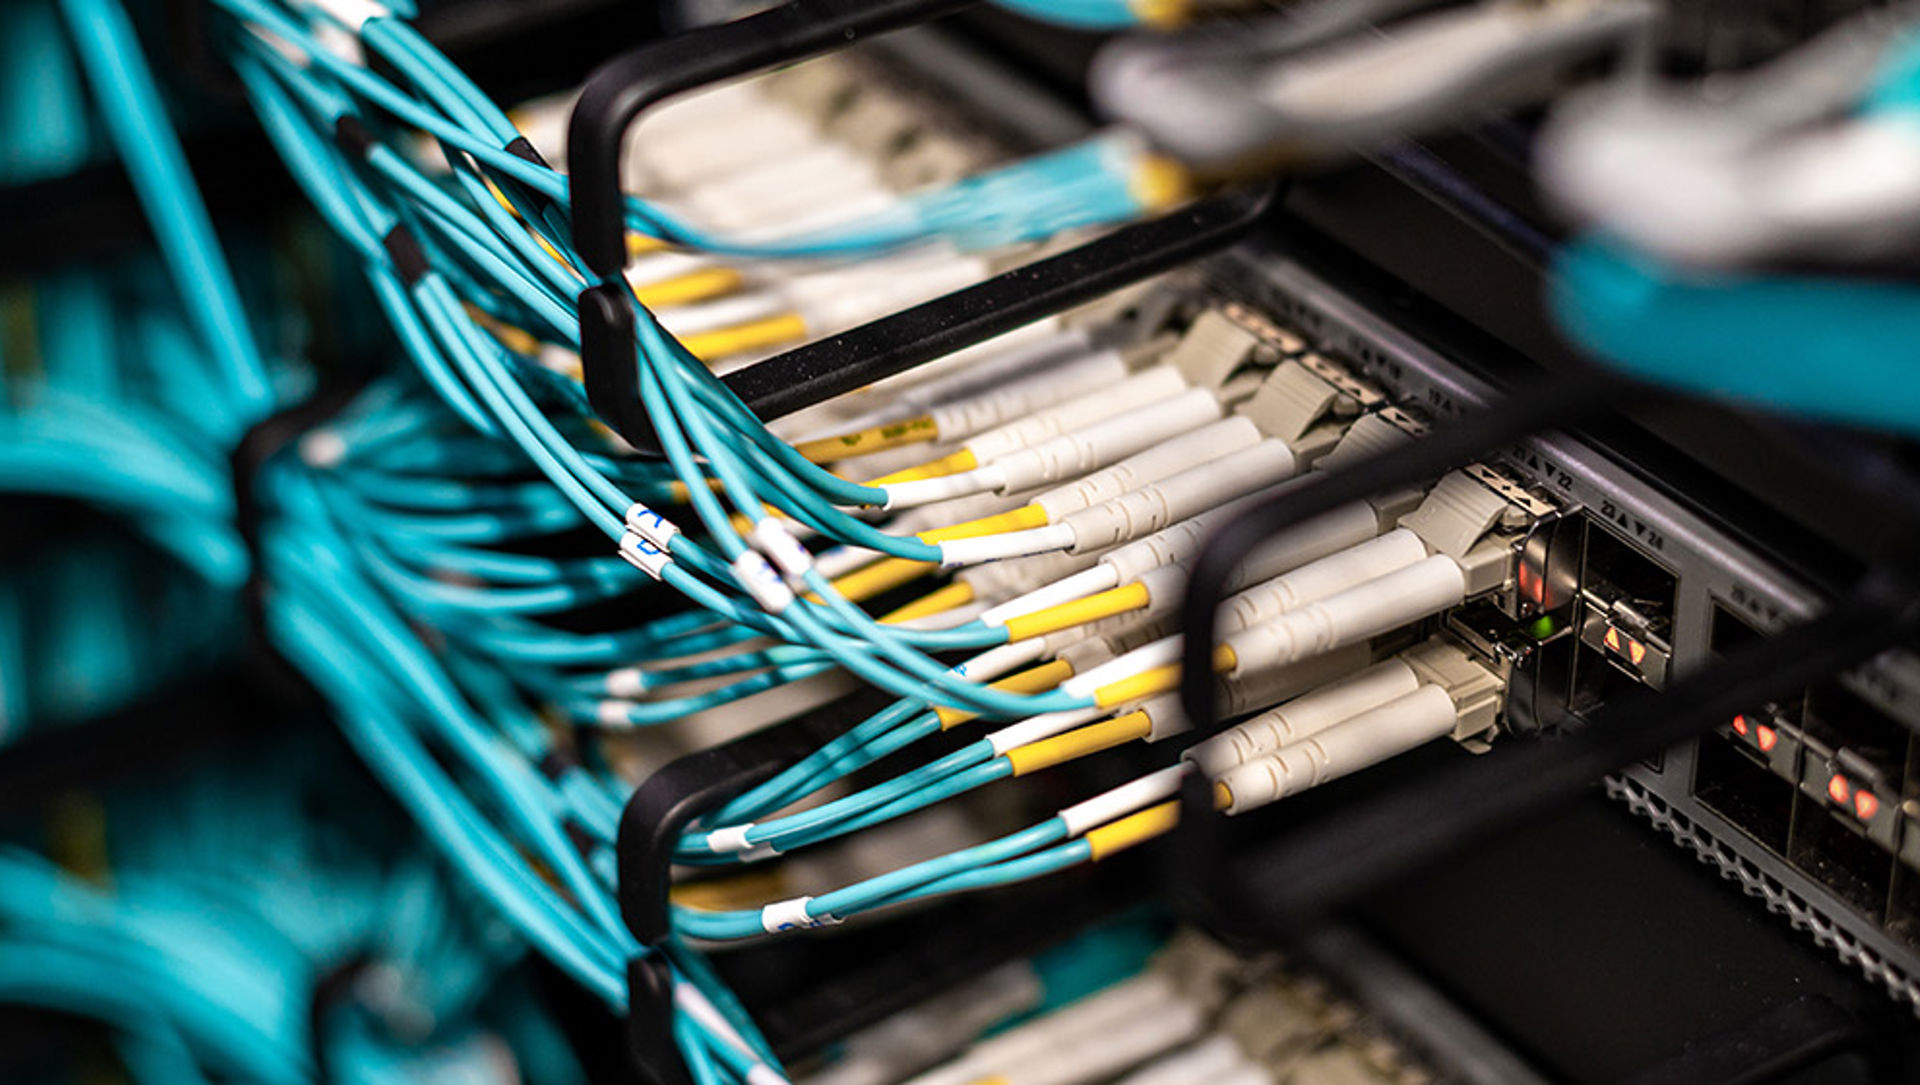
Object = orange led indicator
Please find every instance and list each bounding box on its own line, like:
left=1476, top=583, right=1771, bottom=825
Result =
left=1756, top=725, right=1778, bottom=752
left=1732, top=715, right=1750, bottom=737
left=1855, top=791, right=1881, bottom=820
left=1604, top=627, right=1622, bottom=652
left=1627, top=639, right=1647, bottom=666
left=1828, top=774, right=1851, bottom=805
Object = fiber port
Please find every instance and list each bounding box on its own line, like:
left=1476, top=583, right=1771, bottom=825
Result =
left=1798, top=682, right=1909, bottom=854
left=1576, top=520, right=1677, bottom=689
left=1694, top=729, right=1794, bottom=852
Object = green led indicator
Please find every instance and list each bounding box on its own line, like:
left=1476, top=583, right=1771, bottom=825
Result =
left=1529, top=615, right=1557, bottom=639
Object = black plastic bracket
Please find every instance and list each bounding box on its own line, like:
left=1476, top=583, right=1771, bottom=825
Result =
left=613, top=702, right=870, bottom=1084
left=564, top=0, right=1276, bottom=455
left=582, top=188, right=1273, bottom=454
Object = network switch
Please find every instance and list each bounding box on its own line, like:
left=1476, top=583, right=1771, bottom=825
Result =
left=1207, top=243, right=1920, bottom=1011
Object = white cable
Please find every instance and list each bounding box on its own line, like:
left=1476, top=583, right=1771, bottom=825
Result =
left=984, top=705, right=1111, bottom=757
left=806, top=329, right=1092, bottom=439
left=980, top=566, right=1120, bottom=626
left=1031, top=416, right=1263, bottom=524
left=1058, top=634, right=1184, bottom=699
left=1183, top=658, right=1420, bottom=776
left=959, top=366, right=1189, bottom=466
left=1220, top=555, right=1467, bottom=677
left=1059, top=764, right=1189, bottom=837
left=884, top=387, right=1221, bottom=509
left=1214, top=684, right=1458, bottom=813
left=1219, top=528, right=1428, bottom=632
left=1114, top=1035, right=1258, bottom=1085
left=950, top=639, right=1051, bottom=683
left=910, top=350, right=1130, bottom=452
left=1054, top=439, right=1300, bottom=554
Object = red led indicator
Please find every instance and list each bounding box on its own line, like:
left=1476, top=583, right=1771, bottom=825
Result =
left=1757, top=726, right=1778, bottom=752
left=1732, top=715, right=1750, bottom=736
left=1604, top=627, right=1622, bottom=653
left=1828, top=774, right=1852, bottom=805
left=1855, top=792, right=1881, bottom=820
left=1628, top=639, right=1647, bottom=666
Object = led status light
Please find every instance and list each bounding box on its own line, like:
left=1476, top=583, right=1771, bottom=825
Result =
left=1732, top=714, right=1749, bottom=737
left=1828, top=773, right=1852, bottom=806
left=1855, top=791, right=1881, bottom=820
left=1756, top=725, right=1778, bottom=752
left=1604, top=626, right=1621, bottom=653
left=1627, top=639, right=1647, bottom=666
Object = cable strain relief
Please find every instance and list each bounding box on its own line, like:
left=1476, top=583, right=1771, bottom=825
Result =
left=505, top=135, right=552, bottom=170
left=333, top=114, right=377, bottom=160
left=382, top=225, right=429, bottom=286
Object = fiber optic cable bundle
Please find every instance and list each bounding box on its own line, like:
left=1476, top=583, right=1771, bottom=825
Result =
left=12, top=0, right=1562, bottom=1079
left=0, top=736, right=585, bottom=1083
left=1538, top=8, right=1920, bottom=437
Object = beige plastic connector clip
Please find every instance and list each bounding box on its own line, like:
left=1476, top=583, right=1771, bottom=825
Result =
left=1164, top=309, right=1265, bottom=389
left=1238, top=361, right=1341, bottom=444
left=1316, top=410, right=1418, bottom=473
left=1400, top=471, right=1509, bottom=561
left=1403, top=637, right=1506, bottom=746
left=1401, top=472, right=1516, bottom=598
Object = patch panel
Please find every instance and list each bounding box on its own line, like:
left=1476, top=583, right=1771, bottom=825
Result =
left=1204, top=243, right=1920, bottom=1011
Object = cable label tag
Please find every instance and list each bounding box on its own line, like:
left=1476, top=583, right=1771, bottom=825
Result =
left=753, top=519, right=814, bottom=580
left=618, top=532, right=672, bottom=580
left=761, top=897, right=839, bottom=933
left=734, top=552, right=796, bottom=614
left=626, top=504, right=681, bottom=550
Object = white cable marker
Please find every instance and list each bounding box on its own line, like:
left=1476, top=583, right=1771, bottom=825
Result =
left=752, top=518, right=814, bottom=579
left=1215, top=684, right=1457, bottom=813
left=733, top=552, right=796, bottom=614
left=1220, top=555, right=1468, bottom=676
left=618, top=532, right=673, bottom=580
left=308, top=0, right=389, bottom=31
left=1220, top=528, right=1428, bottom=631
left=1184, top=658, right=1421, bottom=777
left=625, top=504, right=682, bottom=550
left=703, top=824, right=778, bottom=861
left=761, top=896, right=842, bottom=933
left=1060, top=764, right=1190, bottom=837
left=985, top=706, right=1112, bottom=757
left=605, top=667, right=648, bottom=699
